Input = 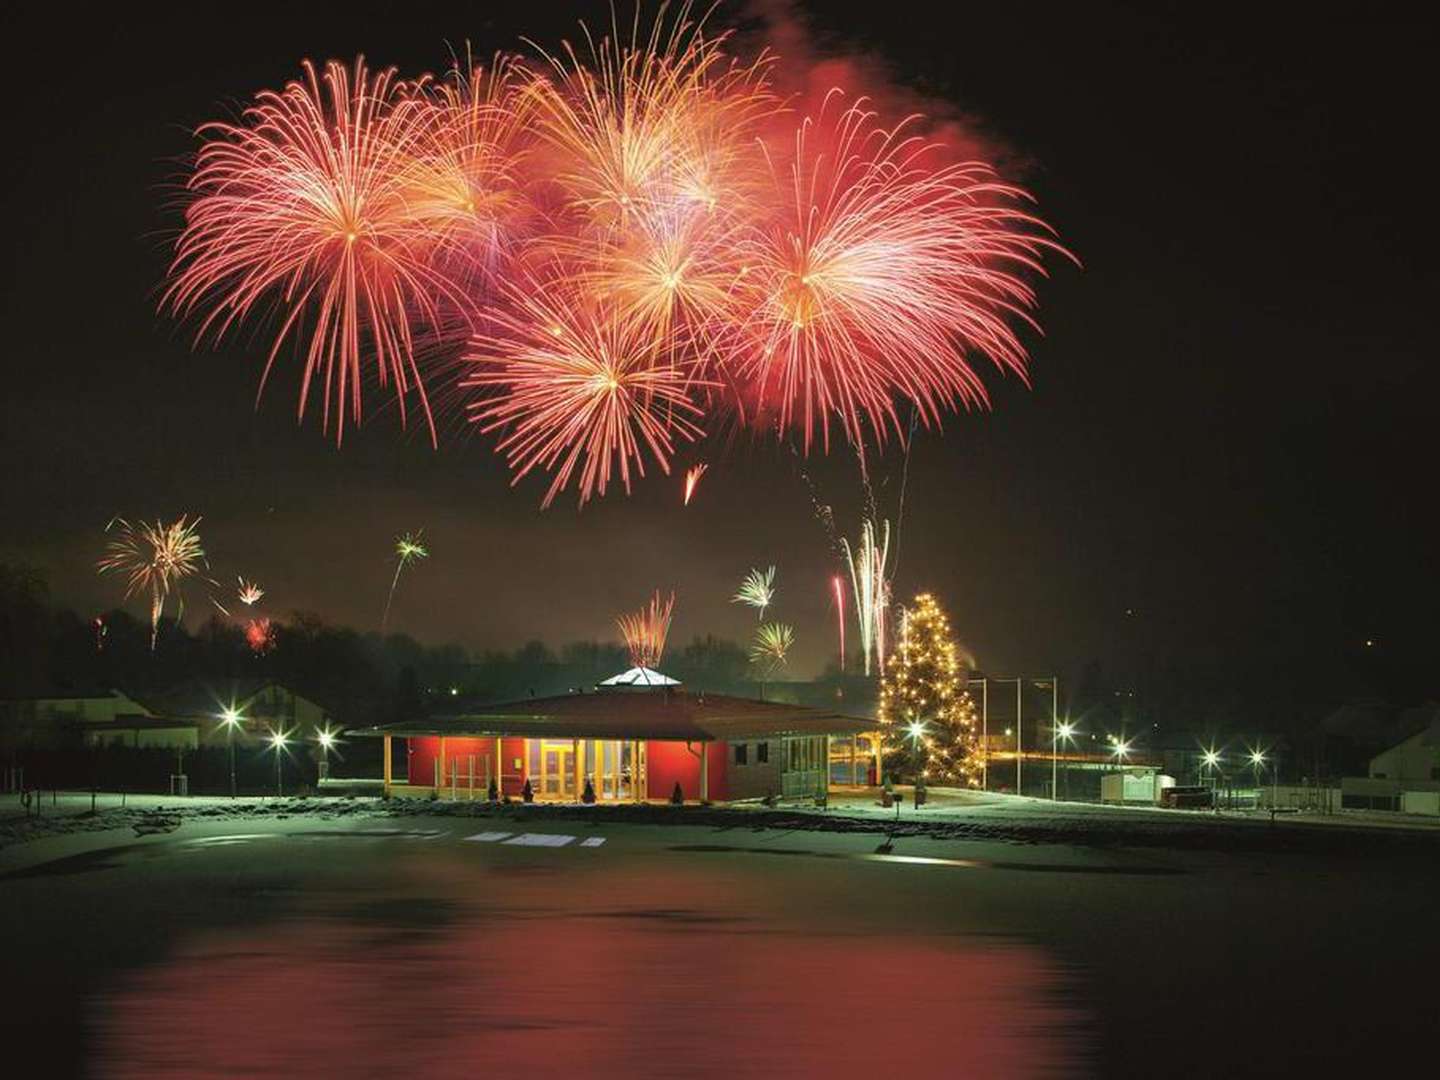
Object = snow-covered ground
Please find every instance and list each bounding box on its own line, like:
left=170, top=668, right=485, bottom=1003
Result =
left=4, top=786, right=1437, bottom=854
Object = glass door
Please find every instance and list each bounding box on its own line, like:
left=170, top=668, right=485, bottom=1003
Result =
left=541, top=741, right=574, bottom=798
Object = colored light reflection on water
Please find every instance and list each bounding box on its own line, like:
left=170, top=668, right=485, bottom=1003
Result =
left=89, top=851, right=1086, bottom=1077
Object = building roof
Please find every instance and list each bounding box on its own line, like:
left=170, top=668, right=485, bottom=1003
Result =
left=598, top=666, right=680, bottom=687
left=0, top=686, right=135, bottom=703
left=351, top=688, right=872, bottom=743
left=139, top=678, right=311, bottom=720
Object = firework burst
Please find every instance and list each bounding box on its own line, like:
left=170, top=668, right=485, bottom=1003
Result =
left=163, top=13, right=1068, bottom=508
left=616, top=589, right=675, bottom=669
left=749, top=620, right=794, bottom=674
left=165, top=58, right=470, bottom=444
left=245, top=617, right=277, bottom=654
left=382, top=529, right=429, bottom=631
left=524, top=3, right=773, bottom=232
left=732, top=565, right=776, bottom=620
left=465, top=273, right=708, bottom=507
left=402, top=53, right=535, bottom=289
left=841, top=518, right=891, bottom=675
left=97, top=516, right=211, bottom=649
left=733, top=90, right=1065, bottom=453
left=682, top=462, right=708, bottom=505
left=236, top=577, right=265, bottom=606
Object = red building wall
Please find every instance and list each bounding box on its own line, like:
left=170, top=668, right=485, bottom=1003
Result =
left=406, top=736, right=729, bottom=801
left=407, top=736, right=527, bottom=796
left=645, top=739, right=728, bottom=802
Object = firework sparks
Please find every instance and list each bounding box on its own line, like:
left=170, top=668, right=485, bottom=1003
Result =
left=245, top=617, right=277, bottom=654
left=464, top=274, right=709, bottom=507
left=93, top=616, right=107, bottom=653
left=382, top=530, right=429, bottom=631
left=733, top=90, right=1066, bottom=454
left=162, top=14, right=1067, bottom=507
left=732, top=565, right=776, bottom=620
left=831, top=573, right=847, bottom=671
left=402, top=53, right=533, bottom=288
left=97, top=516, right=211, bottom=650
left=165, top=58, right=470, bottom=445
left=616, top=589, right=675, bottom=669
left=525, top=4, right=774, bottom=232
left=236, top=578, right=265, bottom=606
left=682, top=462, right=708, bottom=505
left=749, top=621, right=794, bottom=674
left=841, top=518, right=891, bottom=675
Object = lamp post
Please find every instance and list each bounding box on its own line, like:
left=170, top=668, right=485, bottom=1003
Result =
left=219, top=708, right=242, bottom=798
left=907, top=720, right=927, bottom=787
left=1202, top=748, right=1221, bottom=810
left=269, top=729, right=290, bottom=798
left=316, top=726, right=336, bottom=783
left=1053, top=721, right=1076, bottom=801
left=1249, top=748, right=1267, bottom=809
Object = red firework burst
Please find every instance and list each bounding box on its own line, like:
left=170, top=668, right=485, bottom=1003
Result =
left=245, top=618, right=277, bottom=654
left=165, top=58, right=470, bottom=444
left=732, top=90, right=1068, bottom=453
left=616, top=590, right=675, bottom=669
left=162, top=6, right=1072, bottom=508
left=464, top=272, right=709, bottom=507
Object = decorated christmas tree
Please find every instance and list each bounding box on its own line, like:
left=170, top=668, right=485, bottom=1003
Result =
left=877, top=592, right=980, bottom=785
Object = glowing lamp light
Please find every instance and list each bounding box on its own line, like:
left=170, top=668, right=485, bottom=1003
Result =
left=1249, top=749, right=1266, bottom=767
left=269, top=730, right=290, bottom=751
left=1057, top=722, right=1075, bottom=740
left=317, top=728, right=336, bottom=751
left=219, top=707, right=241, bottom=729
left=1202, top=749, right=1221, bottom=768
left=907, top=720, right=928, bottom=741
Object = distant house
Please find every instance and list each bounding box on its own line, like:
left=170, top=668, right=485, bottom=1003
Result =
left=1368, top=721, right=1440, bottom=783
left=140, top=679, right=332, bottom=746
left=0, top=688, right=198, bottom=750
left=1340, top=713, right=1440, bottom=812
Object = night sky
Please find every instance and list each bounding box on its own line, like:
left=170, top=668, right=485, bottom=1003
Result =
left=2, top=2, right=1434, bottom=692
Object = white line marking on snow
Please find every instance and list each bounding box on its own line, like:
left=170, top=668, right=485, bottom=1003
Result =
left=502, top=833, right=576, bottom=847
left=579, top=837, right=606, bottom=848
left=463, top=831, right=514, bottom=843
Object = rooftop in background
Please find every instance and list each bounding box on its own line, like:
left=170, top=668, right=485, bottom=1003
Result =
left=352, top=688, right=871, bottom=744
left=136, top=678, right=325, bottom=723
left=598, top=666, right=679, bottom=688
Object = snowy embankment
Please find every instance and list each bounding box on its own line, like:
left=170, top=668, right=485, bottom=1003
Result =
left=4, top=789, right=1438, bottom=855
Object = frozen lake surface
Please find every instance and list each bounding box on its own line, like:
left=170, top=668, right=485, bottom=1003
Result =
left=2, top=803, right=1436, bottom=1077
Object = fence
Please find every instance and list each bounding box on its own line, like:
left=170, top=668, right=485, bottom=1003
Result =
left=0, top=741, right=380, bottom=798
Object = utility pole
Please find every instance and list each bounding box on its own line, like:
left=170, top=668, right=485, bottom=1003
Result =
left=980, top=678, right=988, bottom=792
left=1015, top=679, right=1022, bottom=796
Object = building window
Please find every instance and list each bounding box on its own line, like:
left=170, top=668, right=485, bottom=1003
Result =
left=756, top=741, right=769, bottom=764
left=734, top=743, right=748, bottom=766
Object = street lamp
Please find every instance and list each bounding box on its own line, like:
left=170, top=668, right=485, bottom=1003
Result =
left=1112, top=738, right=1132, bottom=770
left=316, top=726, right=337, bottom=783
left=218, top=707, right=242, bottom=798
left=269, top=729, right=290, bottom=798
left=1052, top=721, right=1077, bottom=801
left=1201, top=748, right=1221, bottom=809
left=1249, top=747, right=1273, bottom=808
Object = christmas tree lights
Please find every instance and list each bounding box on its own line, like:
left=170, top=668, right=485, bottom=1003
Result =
left=877, top=592, right=980, bottom=785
